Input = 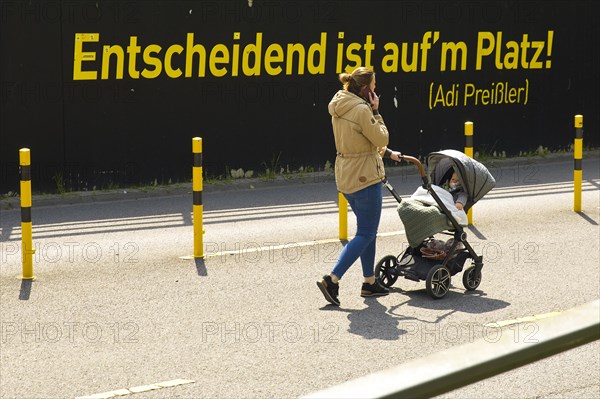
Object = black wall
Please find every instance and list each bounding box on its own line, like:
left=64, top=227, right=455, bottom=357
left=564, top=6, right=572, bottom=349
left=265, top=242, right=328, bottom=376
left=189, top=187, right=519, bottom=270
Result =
left=1, top=0, right=598, bottom=192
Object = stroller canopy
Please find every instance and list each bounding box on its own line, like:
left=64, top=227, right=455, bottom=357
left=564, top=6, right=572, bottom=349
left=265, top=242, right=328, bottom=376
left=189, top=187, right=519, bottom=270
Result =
left=427, top=150, right=496, bottom=210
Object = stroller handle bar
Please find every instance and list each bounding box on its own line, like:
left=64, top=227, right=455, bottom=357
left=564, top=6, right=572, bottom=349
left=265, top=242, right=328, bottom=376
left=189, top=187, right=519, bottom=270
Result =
left=382, top=154, right=429, bottom=204
left=400, top=155, right=430, bottom=188
left=399, top=155, right=427, bottom=178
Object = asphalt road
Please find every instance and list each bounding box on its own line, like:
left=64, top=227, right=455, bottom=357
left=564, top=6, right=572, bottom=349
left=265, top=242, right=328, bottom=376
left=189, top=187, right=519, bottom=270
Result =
left=1, top=153, right=599, bottom=399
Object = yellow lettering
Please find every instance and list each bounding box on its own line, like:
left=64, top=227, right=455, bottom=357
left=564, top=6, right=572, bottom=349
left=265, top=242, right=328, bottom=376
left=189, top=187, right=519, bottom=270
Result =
left=127, top=36, right=141, bottom=79
left=440, top=41, right=467, bottom=71
left=232, top=32, right=240, bottom=77
left=494, top=32, right=503, bottom=70
left=401, top=42, right=418, bottom=72
left=508, top=87, right=517, bottom=103
left=165, top=44, right=183, bottom=78
left=503, top=41, right=519, bottom=69
left=419, top=31, right=438, bottom=72
left=475, top=32, right=495, bottom=71
left=479, top=88, right=490, bottom=105
left=529, top=41, right=544, bottom=69
left=363, top=35, right=374, bottom=70
left=185, top=33, right=206, bottom=78
left=464, top=83, right=475, bottom=106
left=264, top=43, right=284, bottom=76
left=381, top=43, right=398, bottom=73
left=101, top=45, right=125, bottom=80
left=72, top=32, right=382, bottom=81
left=518, top=86, right=525, bottom=102
left=307, top=32, right=327, bottom=75
left=141, top=45, right=162, bottom=79
left=73, top=33, right=99, bottom=80
left=335, top=32, right=345, bottom=74
left=286, top=43, right=305, bottom=75
left=242, top=32, right=262, bottom=76
left=519, top=34, right=530, bottom=69
left=344, top=42, right=361, bottom=72
left=209, top=44, right=229, bottom=77
left=433, top=85, right=446, bottom=107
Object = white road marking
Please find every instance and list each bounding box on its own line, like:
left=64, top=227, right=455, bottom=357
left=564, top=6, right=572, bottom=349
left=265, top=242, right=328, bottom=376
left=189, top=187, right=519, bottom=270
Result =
left=485, top=311, right=562, bottom=328
left=75, top=379, right=194, bottom=399
left=180, top=231, right=405, bottom=259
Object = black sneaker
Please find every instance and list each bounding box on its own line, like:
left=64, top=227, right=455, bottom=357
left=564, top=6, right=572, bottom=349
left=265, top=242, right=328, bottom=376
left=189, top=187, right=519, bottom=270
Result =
left=317, top=275, right=340, bottom=306
left=361, top=280, right=390, bottom=297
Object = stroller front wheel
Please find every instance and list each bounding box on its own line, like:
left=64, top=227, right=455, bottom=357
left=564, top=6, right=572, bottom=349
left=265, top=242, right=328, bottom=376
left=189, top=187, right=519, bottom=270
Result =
left=426, top=264, right=451, bottom=299
left=375, top=255, right=399, bottom=287
left=462, top=266, right=482, bottom=291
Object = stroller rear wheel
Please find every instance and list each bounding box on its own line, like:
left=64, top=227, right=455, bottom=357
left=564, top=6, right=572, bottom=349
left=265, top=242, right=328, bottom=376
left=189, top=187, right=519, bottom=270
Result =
left=462, top=266, right=482, bottom=291
left=375, top=255, right=399, bottom=288
left=426, top=264, right=451, bottom=299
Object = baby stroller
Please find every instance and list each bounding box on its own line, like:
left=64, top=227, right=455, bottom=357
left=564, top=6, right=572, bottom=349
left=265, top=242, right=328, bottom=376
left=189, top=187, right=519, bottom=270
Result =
left=375, top=149, right=496, bottom=299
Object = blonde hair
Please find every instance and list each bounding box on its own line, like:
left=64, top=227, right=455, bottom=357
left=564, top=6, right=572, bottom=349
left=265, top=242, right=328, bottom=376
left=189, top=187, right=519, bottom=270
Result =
left=339, top=67, right=374, bottom=96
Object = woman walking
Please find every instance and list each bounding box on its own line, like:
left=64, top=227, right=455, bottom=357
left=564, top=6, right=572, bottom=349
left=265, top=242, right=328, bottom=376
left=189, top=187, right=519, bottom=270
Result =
left=317, top=67, right=403, bottom=306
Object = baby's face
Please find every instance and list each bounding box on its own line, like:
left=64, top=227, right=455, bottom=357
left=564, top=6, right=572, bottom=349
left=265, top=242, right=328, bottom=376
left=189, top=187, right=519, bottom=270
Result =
left=450, top=173, right=460, bottom=185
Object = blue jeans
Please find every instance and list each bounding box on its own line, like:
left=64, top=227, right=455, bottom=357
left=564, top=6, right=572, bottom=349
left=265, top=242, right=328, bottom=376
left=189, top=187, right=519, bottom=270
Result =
left=332, top=182, right=383, bottom=279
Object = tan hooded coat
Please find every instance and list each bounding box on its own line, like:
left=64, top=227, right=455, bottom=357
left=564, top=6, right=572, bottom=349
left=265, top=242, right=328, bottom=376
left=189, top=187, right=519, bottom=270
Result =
left=328, top=90, right=389, bottom=194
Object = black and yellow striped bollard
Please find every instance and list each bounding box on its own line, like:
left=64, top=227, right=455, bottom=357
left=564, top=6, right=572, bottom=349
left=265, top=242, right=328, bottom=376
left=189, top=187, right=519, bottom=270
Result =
left=464, top=121, right=473, bottom=225
left=574, top=115, right=583, bottom=212
left=19, top=148, right=35, bottom=279
left=193, top=137, right=204, bottom=258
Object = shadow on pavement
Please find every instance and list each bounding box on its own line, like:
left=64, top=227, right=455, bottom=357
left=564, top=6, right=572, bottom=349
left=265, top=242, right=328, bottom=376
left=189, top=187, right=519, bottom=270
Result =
left=0, top=179, right=346, bottom=242
left=387, top=289, right=510, bottom=324
left=347, top=299, right=405, bottom=340
left=576, top=211, right=599, bottom=225
left=195, top=258, right=208, bottom=276
left=19, top=279, right=32, bottom=300
left=467, top=225, right=488, bottom=240
left=319, top=300, right=406, bottom=340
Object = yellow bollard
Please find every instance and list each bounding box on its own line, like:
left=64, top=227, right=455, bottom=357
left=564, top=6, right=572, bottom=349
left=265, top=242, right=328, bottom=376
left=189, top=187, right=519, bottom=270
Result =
left=338, top=192, right=348, bottom=241
left=192, top=137, right=204, bottom=258
left=464, top=121, right=473, bottom=225
left=574, top=115, right=583, bottom=212
left=19, top=148, right=35, bottom=279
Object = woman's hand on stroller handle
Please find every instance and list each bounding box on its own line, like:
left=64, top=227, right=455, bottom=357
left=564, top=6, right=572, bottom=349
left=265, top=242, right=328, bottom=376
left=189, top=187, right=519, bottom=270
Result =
left=390, top=151, right=403, bottom=162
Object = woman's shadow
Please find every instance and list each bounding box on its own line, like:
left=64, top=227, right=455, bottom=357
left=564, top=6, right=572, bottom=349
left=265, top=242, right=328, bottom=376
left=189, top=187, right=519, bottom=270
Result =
left=323, top=299, right=407, bottom=340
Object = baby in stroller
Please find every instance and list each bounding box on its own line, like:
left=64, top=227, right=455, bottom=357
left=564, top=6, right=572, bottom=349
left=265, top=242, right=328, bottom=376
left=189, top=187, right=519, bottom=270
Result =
left=377, top=149, right=496, bottom=299
left=441, top=168, right=467, bottom=210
